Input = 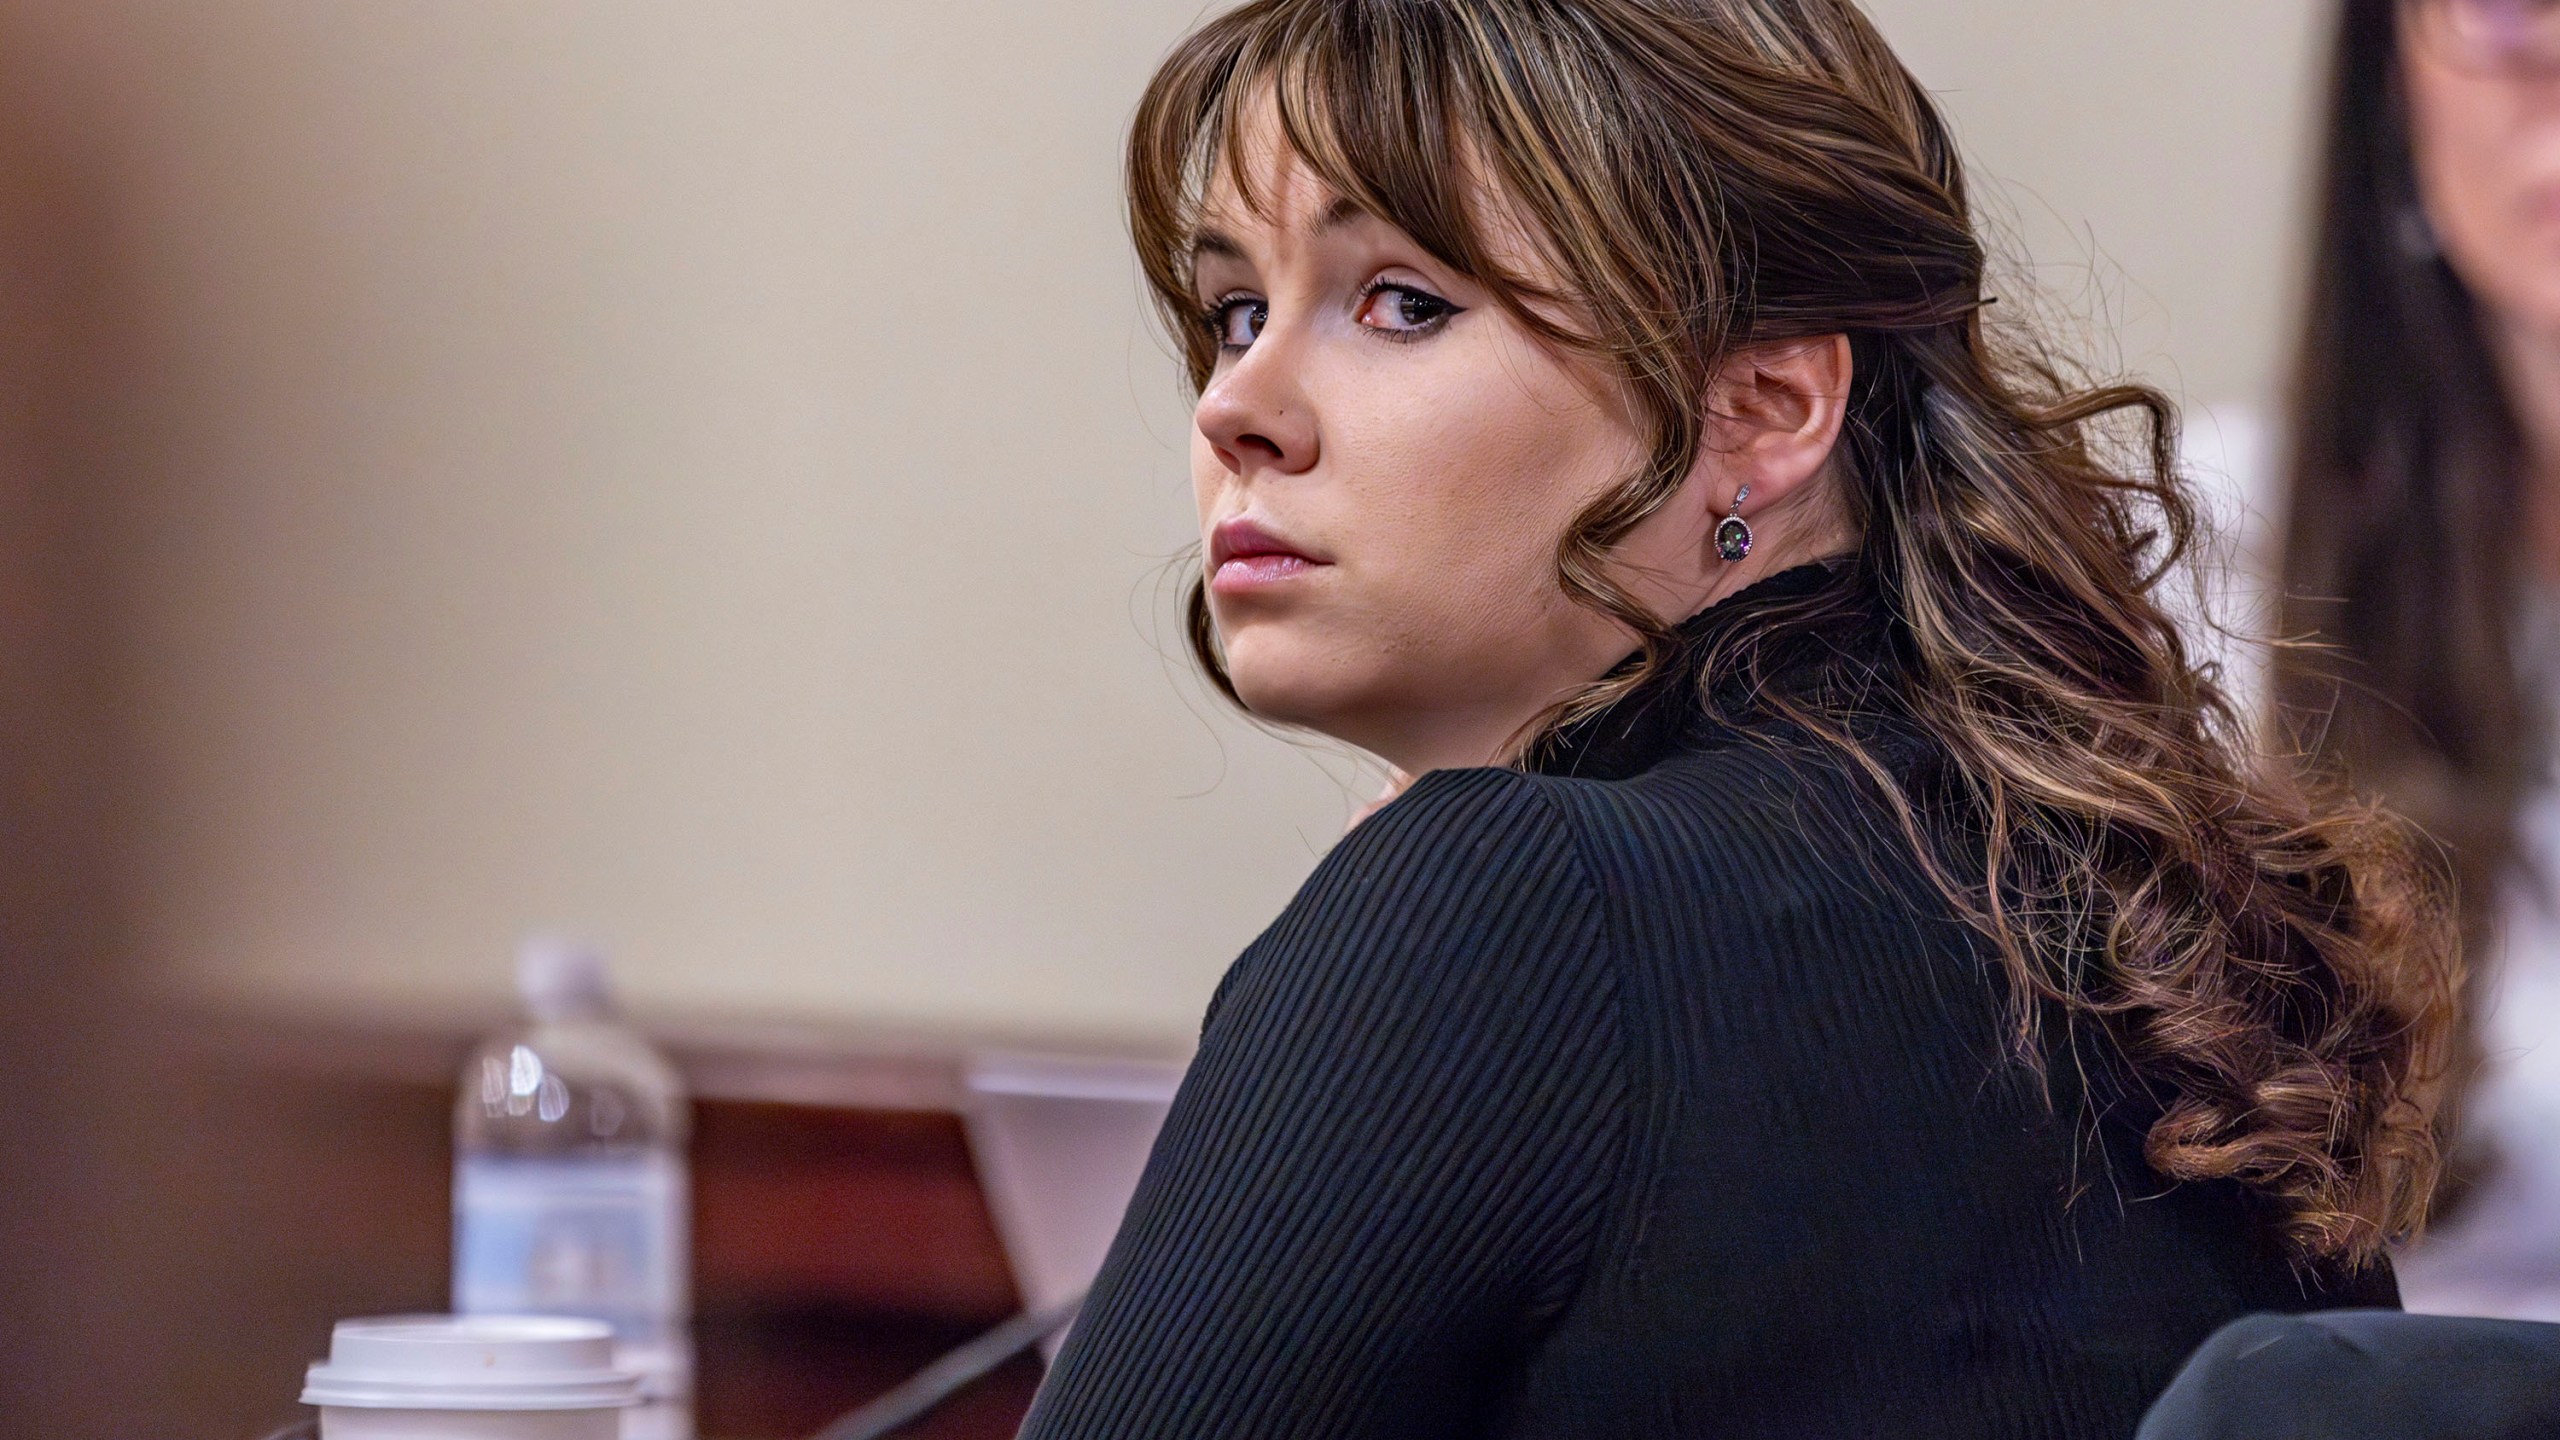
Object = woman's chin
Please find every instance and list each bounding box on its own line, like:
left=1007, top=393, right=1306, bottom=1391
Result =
left=1221, top=640, right=1375, bottom=741
left=1226, top=668, right=1354, bottom=737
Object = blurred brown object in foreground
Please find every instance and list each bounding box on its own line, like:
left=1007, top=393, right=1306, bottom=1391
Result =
left=0, top=4, right=156, bottom=1434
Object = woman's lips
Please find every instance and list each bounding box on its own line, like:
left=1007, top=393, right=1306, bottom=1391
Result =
left=1212, top=552, right=1320, bottom=592
left=1208, top=515, right=1329, bottom=595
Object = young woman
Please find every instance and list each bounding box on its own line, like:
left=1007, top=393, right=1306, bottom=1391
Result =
left=2278, top=0, right=2560, bottom=1318
left=1024, top=2, right=2459, bottom=1434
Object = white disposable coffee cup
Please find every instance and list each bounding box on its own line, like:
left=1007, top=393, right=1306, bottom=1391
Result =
left=301, top=1315, right=640, bottom=1440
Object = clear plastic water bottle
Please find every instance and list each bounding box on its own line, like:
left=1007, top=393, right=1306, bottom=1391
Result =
left=455, top=936, right=693, bottom=1440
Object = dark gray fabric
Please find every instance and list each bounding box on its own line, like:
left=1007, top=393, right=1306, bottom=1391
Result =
left=2138, top=1309, right=2560, bottom=1440
left=1019, top=563, right=2399, bottom=1440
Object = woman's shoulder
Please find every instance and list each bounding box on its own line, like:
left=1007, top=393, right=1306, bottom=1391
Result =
left=1209, top=736, right=1963, bottom=1044
left=1204, top=764, right=1616, bottom=1039
left=1301, top=736, right=1943, bottom=941
left=1527, top=725, right=1949, bottom=905
left=1328, top=763, right=1602, bottom=897
left=1519, top=729, right=1999, bottom=1044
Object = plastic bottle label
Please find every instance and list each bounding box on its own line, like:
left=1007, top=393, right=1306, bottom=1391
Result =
left=453, top=1152, right=689, bottom=1351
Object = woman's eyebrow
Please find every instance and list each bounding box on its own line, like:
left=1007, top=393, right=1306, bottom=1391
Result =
left=1189, top=229, right=1247, bottom=265
left=1307, top=195, right=1374, bottom=234
left=1189, top=195, right=1377, bottom=269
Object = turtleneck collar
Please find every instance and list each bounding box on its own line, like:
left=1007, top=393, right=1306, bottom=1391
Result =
left=1526, top=557, right=1869, bottom=781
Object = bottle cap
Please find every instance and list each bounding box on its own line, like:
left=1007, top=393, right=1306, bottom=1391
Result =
left=517, top=933, right=614, bottom=1023
left=301, top=1315, right=641, bottom=1411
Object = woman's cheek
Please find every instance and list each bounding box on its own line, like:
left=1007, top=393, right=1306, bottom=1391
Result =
left=2410, top=63, right=2559, bottom=330
left=1187, top=472, right=1222, bottom=556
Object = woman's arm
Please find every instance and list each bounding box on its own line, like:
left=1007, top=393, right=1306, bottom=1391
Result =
left=1017, top=768, right=1629, bottom=1440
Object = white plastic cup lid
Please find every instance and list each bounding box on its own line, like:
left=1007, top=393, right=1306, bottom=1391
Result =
left=302, top=1316, right=642, bottom=1411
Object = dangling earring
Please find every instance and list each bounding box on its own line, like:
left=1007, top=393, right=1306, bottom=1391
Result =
left=1714, top=485, right=1754, bottom=563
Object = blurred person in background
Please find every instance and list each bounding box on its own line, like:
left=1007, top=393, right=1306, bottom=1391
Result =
left=2278, top=0, right=2560, bottom=1320
left=1018, top=2, right=2461, bottom=1436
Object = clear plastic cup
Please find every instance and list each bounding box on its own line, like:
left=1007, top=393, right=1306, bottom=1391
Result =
left=300, top=1315, right=640, bottom=1440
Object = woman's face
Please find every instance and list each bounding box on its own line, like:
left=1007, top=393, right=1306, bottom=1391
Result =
left=2404, top=0, right=2560, bottom=337
left=1185, top=116, right=1702, bottom=776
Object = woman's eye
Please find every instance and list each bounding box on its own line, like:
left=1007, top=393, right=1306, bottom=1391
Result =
left=1205, top=296, right=1266, bottom=349
left=1356, top=282, right=1457, bottom=337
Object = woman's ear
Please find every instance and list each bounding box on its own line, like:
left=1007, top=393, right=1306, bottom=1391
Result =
left=1613, top=333, right=1856, bottom=622
left=1700, top=335, right=1853, bottom=513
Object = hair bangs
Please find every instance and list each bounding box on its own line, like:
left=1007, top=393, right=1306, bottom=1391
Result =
left=1128, top=1, right=1608, bottom=391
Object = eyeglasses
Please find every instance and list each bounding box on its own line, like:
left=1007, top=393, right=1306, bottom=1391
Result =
left=2405, top=0, right=2560, bottom=76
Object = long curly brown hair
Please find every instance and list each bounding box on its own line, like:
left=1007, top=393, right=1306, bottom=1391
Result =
left=1127, top=0, right=2459, bottom=1267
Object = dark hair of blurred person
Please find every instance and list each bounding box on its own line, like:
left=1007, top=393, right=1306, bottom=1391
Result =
left=2277, top=0, right=2560, bottom=1313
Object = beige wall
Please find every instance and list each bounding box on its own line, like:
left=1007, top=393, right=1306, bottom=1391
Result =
left=34, top=2, right=2332, bottom=1049
left=1866, top=1, right=2329, bottom=405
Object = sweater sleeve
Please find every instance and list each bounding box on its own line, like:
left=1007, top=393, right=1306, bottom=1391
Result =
left=1015, top=768, right=1631, bottom=1440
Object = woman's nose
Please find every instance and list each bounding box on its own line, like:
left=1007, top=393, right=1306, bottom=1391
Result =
left=1194, top=341, right=1318, bottom=478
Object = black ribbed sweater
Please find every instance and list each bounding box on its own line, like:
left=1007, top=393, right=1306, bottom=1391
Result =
left=1018, top=563, right=2394, bottom=1439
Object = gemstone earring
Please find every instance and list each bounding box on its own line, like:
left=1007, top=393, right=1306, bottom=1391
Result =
left=1714, top=485, right=1754, bottom=562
